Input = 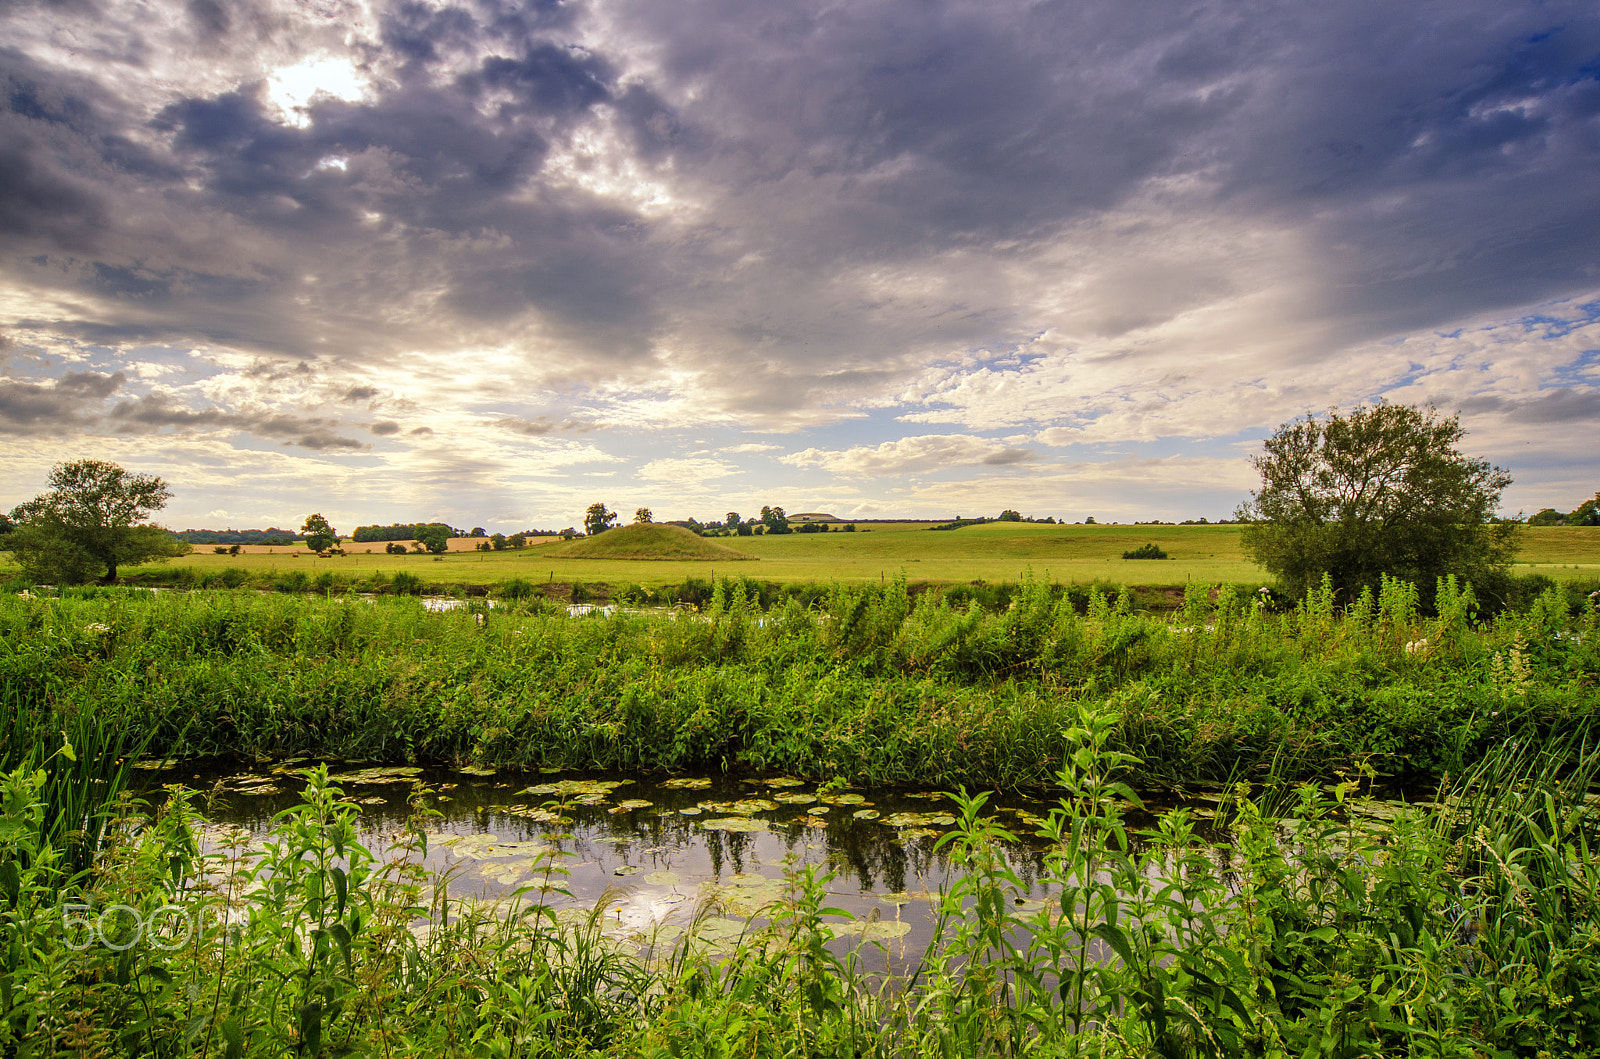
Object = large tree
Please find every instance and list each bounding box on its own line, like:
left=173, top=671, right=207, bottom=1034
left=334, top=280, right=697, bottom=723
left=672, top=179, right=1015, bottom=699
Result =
left=1237, top=404, right=1518, bottom=603
left=5, top=460, right=187, bottom=584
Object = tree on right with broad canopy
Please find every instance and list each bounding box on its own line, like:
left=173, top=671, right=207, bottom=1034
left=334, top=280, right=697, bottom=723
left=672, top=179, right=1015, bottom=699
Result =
left=1236, top=404, right=1518, bottom=604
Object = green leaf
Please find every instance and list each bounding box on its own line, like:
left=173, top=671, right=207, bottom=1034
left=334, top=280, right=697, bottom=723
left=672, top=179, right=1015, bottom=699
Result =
left=299, top=1001, right=324, bottom=1056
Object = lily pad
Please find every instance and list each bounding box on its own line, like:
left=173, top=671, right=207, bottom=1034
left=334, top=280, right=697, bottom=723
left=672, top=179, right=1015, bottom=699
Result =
left=613, top=865, right=641, bottom=877
left=775, top=793, right=817, bottom=804
left=698, top=798, right=779, bottom=816
left=504, top=807, right=570, bottom=824
left=806, top=805, right=830, bottom=814
left=336, top=766, right=426, bottom=785
left=616, top=799, right=654, bottom=810
left=643, top=871, right=680, bottom=886
left=520, top=779, right=633, bottom=797
left=700, top=817, right=770, bottom=832
left=676, top=807, right=703, bottom=816
left=760, top=777, right=806, bottom=788
left=659, top=777, right=714, bottom=790
left=456, top=765, right=498, bottom=776
left=834, top=919, right=912, bottom=942
left=853, top=809, right=880, bottom=820
left=882, top=812, right=956, bottom=828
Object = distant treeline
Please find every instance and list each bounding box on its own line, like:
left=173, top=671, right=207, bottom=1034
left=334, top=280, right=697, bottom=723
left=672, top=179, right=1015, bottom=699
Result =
left=1527, top=492, right=1600, bottom=527
left=172, top=528, right=301, bottom=545
left=350, top=522, right=461, bottom=542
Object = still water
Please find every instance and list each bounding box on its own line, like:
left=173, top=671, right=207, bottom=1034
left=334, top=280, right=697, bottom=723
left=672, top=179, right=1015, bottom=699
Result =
left=134, top=760, right=1224, bottom=964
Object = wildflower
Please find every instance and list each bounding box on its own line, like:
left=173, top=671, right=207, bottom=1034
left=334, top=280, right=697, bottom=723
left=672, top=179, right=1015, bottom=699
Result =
left=85, top=622, right=111, bottom=634
left=1404, top=637, right=1429, bottom=654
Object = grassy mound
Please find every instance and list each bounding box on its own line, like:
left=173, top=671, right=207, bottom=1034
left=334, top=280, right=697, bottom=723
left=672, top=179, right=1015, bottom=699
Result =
left=551, top=523, right=756, bottom=561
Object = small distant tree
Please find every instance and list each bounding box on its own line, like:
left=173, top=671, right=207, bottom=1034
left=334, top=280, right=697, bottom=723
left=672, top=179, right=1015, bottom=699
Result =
left=386, top=542, right=407, bottom=555
left=1123, top=543, right=1169, bottom=560
left=998, top=509, right=1023, bottom=522
left=415, top=524, right=450, bottom=554
left=585, top=503, right=617, bottom=536
left=301, top=513, right=338, bottom=553
left=5, top=460, right=186, bottom=584
left=507, top=533, right=528, bottom=549
left=470, top=526, right=488, bottom=537
left=634, top=507, right=654, bottom=524
left=760, top=505, right=790, bottom=534
left=1084, top=516, right=1097, bottom=525
left=490, top=533, right=508, bottom=550
left=558, top=527, right=578, bottom=541
left=724, top=512, right=741, bottom=531
left=228, top=544, right=241, bottom=556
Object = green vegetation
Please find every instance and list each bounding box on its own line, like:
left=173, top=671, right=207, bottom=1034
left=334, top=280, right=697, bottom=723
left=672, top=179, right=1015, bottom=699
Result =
left=1238, top=404, right=1518, bottom=605
left=3, top=574, right=1596, bottom=788
left=300, top=513, right=338, bottom=553
left=3, top=460, right=187, bottom=585
left=5, top=519, right=1593, bottom=595
left=6, top=701, right=1600, bottom=1055
left=1528, top=490, right=1600, bottom=526
left=548, top=523, right=757, bottom=562
left=1122, top=542, right=1168, bottom=560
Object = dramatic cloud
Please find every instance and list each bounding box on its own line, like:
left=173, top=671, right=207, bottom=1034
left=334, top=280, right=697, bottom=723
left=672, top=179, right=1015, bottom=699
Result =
left=1, top=0, right=1597, bottom=526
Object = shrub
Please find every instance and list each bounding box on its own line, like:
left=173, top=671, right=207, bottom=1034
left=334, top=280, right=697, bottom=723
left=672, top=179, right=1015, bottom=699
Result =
left=1122, top=543, right=1168, bottom=560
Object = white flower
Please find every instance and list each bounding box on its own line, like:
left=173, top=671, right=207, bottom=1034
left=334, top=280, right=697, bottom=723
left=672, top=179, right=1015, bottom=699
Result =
left=85, top=622, right=111, bottom=634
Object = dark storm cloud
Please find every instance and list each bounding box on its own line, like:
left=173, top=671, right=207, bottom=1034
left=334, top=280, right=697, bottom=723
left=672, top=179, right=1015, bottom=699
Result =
left=603, top=0, right=1600, bottom=343
left=2, top=0, right=1599, bottom=429
left=0, top=371, right=125, bottom=431
left=107, top=393, right=366, bottom=449
left=1465, top=388, right=1600, bottom=425
left=342, top=386, right=379, bottom=402
left=980, top=448, right=1036, bottom=467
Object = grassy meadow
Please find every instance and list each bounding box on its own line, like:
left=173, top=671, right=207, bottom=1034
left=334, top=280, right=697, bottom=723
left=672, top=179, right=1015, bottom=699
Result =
left=27, top=521, right=1592, bottom=592
left=6, top=579, right=1600, bottom=1055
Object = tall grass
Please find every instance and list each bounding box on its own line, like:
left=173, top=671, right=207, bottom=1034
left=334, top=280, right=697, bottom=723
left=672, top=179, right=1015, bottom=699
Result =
left=1, top=574, right=1596, bottom=790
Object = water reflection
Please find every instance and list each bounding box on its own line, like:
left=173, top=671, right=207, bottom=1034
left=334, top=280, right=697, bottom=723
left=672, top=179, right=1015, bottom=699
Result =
left=138, top=761, right=1219, bottom=967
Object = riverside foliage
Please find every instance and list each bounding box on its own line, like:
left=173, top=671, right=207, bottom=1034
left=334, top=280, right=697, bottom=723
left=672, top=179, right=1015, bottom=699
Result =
left=1, top=574, right=1596, bottom=788
left=4, top=706, right=1600, bottom=1056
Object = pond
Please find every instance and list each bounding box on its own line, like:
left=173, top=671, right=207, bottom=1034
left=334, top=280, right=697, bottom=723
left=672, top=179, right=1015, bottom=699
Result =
left=131, top=760, right=1237, bottom=967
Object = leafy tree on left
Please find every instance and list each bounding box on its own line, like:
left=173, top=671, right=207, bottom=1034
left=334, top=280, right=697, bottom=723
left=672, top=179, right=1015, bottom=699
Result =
left=4, top=460, right=187, bottom=584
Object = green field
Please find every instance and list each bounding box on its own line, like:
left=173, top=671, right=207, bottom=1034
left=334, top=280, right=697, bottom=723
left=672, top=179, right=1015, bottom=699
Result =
left=69, top=521, right=1600, bottom=588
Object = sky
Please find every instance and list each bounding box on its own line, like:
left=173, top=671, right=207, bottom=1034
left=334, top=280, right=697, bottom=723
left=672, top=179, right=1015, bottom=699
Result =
left=1, top=0, right=1597, bottom=532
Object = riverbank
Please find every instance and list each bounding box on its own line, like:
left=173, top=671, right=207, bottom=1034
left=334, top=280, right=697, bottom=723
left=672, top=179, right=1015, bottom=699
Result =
left=4, top=575, right=1595, bottom=789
